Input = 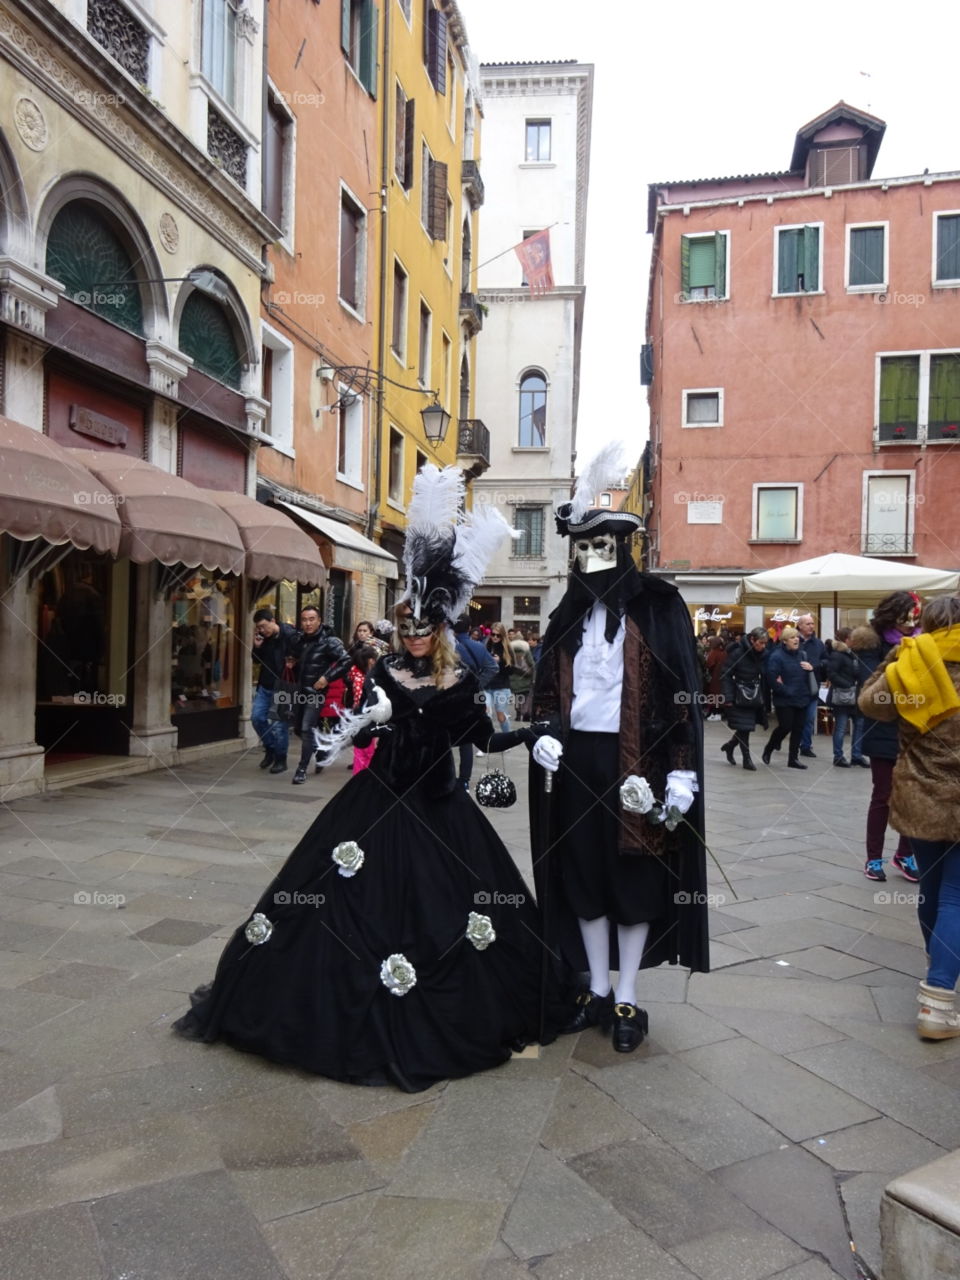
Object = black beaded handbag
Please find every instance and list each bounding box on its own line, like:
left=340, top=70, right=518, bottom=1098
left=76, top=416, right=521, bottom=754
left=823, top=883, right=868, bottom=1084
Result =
left=474, top=762, right=517, bottom=808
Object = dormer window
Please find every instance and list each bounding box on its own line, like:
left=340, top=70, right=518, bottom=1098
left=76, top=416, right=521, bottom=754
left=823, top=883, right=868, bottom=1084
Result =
left=809, top=144, right=866, bottom=187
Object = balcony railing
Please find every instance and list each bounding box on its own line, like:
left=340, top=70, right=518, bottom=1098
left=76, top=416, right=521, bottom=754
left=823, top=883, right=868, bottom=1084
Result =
left=863, top=532, right=914, bottom=555
left=462, top=159, right=485, bottom=210
left=459, top=292, right=484, bottom=336
left=457, top=419, right=490, bottom=478
left=877, top=421, right=919, bottom=443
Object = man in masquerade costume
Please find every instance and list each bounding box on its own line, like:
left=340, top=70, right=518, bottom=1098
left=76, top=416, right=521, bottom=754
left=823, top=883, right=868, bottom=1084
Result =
left=530, top=445, right=709, bottom=1052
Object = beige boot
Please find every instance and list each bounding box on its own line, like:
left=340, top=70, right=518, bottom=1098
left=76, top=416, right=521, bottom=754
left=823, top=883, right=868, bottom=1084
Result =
left=917, top=982, right=960, bottom=1040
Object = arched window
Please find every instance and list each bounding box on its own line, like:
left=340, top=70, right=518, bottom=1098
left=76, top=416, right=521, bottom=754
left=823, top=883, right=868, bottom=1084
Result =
left=460, top=354, right=470, bottom=422
left=518, top=370, right=547, bottom=447
left=179, top=290, right=242, bottom=389
left=461, top=217, right=472, bottom=292
left=45, top=201, right=144, bottom=336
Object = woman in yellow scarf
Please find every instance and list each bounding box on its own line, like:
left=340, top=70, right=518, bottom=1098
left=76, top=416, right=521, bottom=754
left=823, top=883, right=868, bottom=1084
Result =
left=859, top=595, right=960, bottom=1041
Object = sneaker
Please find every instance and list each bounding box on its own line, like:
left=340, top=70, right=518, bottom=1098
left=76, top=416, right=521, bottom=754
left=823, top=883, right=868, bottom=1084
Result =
left=864, top=859, right=886, bottom=882
left=893, top=852, right=920, bottom=883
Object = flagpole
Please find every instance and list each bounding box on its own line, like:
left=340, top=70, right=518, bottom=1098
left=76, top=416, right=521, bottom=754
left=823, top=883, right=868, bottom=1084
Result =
left=474, top=221, right=561, bottom=273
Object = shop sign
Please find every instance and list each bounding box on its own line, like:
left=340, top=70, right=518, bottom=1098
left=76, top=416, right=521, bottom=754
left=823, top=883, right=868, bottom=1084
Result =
left=69, top=405, right=129, bottom=448
left=769, top=608, right=801, bottom=623
left=694, top=608, right=733, bottom=623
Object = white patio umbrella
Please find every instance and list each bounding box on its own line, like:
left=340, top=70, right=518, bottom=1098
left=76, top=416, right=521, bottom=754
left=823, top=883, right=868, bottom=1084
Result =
left=737, top=552, right=959, bottom=610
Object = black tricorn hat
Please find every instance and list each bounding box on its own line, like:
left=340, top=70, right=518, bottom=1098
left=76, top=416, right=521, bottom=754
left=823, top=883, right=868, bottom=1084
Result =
left=555, top=502, right=643, bottom=539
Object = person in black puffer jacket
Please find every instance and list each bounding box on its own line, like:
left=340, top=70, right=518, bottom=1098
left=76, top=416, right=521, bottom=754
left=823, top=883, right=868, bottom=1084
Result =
left=719, top=628, right=770, bottom=770
left=824, top=628, right=863, bottom=768
left=290, top=605, right=352, bottom=785
left=761, top=626, right=816, bottom=769
left=850, top=589, right=923, bottom=882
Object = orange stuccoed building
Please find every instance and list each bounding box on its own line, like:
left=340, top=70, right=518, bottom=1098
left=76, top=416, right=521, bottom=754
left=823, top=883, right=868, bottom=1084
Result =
left=643, top=102, right=960, bottom=634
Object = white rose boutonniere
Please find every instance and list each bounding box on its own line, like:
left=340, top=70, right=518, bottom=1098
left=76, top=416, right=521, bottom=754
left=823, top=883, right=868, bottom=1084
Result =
left=244, top=912, right=274, bottom=945
left=466, top=912, right=496, bottom=951
left=332, top=840, right=365, bottom=878
left=620, top=774, right=656, bottom=815
left=380, top=953, right=417, bottom=997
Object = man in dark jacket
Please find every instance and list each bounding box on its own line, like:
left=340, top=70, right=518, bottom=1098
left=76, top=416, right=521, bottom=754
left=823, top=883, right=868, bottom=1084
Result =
left=453, top=616, right=498, bottom=791
left=251, top=608, right=300, bottom=774
left=291, top=606, right=352, bottom=784
left=529, top=504, right=708, bottom=1054
left=796, top=613, right=826, bottom=757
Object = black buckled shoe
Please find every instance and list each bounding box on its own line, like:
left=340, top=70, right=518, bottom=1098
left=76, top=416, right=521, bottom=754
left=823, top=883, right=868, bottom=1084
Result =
left=560, top=989, right=614, bottom=1035
left=259, top=750, right=275, bottom=770
left=612, top=1002, right=649, bottom=1053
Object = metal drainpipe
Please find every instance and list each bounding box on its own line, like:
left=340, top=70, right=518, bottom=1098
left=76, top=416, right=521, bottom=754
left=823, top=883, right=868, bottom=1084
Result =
left=368, top=0, right=391, bottom=541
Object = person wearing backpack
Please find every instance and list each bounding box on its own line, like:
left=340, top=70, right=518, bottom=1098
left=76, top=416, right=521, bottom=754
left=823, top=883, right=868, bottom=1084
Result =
left=453, top=616, right=498, bottom=791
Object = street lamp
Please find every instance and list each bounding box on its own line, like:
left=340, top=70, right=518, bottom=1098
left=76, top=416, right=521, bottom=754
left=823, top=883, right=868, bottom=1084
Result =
left=420, top=398, right=452, bottom=445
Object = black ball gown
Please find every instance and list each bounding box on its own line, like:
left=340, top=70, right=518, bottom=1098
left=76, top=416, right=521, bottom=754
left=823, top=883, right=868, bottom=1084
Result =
left=174, top=653, right=562, bottom=1093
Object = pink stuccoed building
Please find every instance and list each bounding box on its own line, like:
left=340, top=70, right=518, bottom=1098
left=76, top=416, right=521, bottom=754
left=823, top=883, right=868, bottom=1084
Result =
left=643, top=102, right=960, bottom=634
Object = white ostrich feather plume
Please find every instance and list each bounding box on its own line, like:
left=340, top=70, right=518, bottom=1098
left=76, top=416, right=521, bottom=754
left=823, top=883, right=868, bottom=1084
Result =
left=450, top=503, right=516, bottom=617
left=567, top=441, right=626, bottom=525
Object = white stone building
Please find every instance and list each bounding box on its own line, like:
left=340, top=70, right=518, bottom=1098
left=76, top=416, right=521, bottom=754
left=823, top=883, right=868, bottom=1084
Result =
left=472, top=60, right=593, bottom=635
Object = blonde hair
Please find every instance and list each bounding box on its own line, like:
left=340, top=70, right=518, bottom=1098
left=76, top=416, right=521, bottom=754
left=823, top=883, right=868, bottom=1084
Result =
left=489, top=622, right=516, bottom=667
left=779, top=625, right=799, bottom=642
left=392, top=605, right=458, bottom=686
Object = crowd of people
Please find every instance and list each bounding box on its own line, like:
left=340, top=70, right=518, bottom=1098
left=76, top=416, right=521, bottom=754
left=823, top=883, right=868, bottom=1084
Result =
left=700, top=591, right=960, bottom=1042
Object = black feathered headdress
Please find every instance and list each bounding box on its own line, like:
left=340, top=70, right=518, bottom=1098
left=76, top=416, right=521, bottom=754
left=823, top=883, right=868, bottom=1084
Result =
left=399, top=465, right=515, bottom=626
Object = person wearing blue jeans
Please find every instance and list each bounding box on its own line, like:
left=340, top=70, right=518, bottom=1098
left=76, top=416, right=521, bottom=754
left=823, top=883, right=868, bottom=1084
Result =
left=858, top=591, right=960, bottom=1039
left=251, top=609, right=299, bottom=774
left=796, top=614, right=826, bottom=757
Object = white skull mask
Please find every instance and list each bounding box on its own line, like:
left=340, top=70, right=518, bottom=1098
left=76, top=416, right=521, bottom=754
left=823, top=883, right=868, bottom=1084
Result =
left=574, top=534, right=617, bottom=574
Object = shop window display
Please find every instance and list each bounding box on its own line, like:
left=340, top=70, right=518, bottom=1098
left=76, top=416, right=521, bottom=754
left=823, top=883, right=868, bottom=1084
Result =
left=171, top=575, right=239, bottom=712
left=37, top=555, right=113, bottom=700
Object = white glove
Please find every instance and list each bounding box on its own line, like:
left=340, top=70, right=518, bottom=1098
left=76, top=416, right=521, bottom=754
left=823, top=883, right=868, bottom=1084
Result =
left=665, top=769, right=699, bottom=815
left=532, top=735, right=563, bottom=773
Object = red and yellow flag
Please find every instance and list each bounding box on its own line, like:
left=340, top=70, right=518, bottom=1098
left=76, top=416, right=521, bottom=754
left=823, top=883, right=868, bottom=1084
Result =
left=514, top=229, right=554, bottom=296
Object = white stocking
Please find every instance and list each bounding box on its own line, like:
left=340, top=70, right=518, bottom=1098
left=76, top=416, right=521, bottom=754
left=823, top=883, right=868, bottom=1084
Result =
left=577, top=916, right=611, bottom=997
left=614, top=922, right=650, bottom=1005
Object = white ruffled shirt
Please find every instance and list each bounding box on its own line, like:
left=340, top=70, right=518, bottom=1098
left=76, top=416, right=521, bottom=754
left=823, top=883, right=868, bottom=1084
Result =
left=571, top=605, right=625, bottom=732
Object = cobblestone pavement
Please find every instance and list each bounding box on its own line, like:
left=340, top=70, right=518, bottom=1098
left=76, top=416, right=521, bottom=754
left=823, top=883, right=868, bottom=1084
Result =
left=0, top=722, right=952, bottom=1279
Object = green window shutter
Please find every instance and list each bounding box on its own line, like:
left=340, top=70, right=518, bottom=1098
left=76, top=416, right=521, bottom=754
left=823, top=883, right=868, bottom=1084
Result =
left=777, top=228, right=799, bottom=293
left=687, top=239, right=714, bottom=289
left=360, top=0, right=378, bottom=98
left=801, top=225, right=819, bottom=291
left=428, top=159, right=448, bottom=240
left=714, top=231, right=726, bottom=297
left=403, top=98, right=415, bottom=190
left=680, top=235, right=690, bottom=297
left=936, top=215, right=960, bottom=281
left=930, top=354, right=960, bottom=426
left=850, top=227, right=884, bottom=286
left=879, top=356, right=919, bottom=430
left=179, top=292, right=242, bottom=390
left=341, top=0, right=350, bottom=55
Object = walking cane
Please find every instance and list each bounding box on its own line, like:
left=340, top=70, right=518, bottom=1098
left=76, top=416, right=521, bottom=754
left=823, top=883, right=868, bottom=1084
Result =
left=537, top=764, right=554, bottom=1046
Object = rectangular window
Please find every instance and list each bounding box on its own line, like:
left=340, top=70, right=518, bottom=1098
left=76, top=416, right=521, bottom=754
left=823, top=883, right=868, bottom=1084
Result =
left=513, top=596, right=541, bottom=618
left=394, top=84, right=415, bottom=189
left=415, top=449, right=427, bottom=475
left=513, top=508, right=545, bottom=558
left=754, top=485, right=801, bottom=541
left=421, top=148, right=448, bottom=240
left=863, top=473, right=914, bottom=555
left=201, top=0, right=238, bottom=106
left=263, top=91, right=294, bottom=236
left=418, top=301, right=431, bottom=385
left=341, top=0, right=378, bottom=97
left=847, top=224, right=886, bottom=290
left=441, top=332, right=451, bottom=407
left=260, top=322, right=294, bottom=453
left=336, top=389, right=363, bottom=486
left=339, top=188, right=365, bottom=314
left=525, top=119, right=551, bottom=162
left=391, top=260, right=408, bottom=360
left=680, top=232, right=728, bottom=301
left=388, top=427, right=404, bottom=503
left=810, top=146, right=862, bottom=186
left=935, top=213, right=960, bottom=284
left=929, top=353, right=960, bottom=440
left=775, top=224, right=822, bottom=294
left=682, top=389, right=723, bottom=427
left=424, top=6, right=447, bottom=93
left=878, top=355, right=920, bottom=441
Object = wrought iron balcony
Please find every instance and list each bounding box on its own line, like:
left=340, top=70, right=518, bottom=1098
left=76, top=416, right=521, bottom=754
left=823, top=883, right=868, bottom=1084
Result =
left=459, top=292, right=484, bottom=336
left=863, top=532, right=914, bottom=555
left=462, top=159, right=485, bottom=210
left=457, top=419, right=490, bottom=479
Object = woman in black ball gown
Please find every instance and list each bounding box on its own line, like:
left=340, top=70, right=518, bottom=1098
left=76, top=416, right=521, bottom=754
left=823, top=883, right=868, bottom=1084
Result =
left=176, top=601, right=561, bottom=1092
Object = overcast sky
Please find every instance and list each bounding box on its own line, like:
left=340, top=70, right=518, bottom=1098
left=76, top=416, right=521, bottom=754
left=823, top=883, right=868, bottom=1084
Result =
left=463, top=0, right=959, bottom=467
